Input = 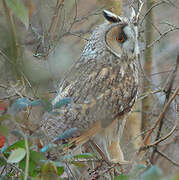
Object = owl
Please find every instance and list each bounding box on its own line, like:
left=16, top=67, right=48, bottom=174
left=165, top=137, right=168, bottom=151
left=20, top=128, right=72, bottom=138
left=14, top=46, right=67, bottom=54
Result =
left=41, top=9, right=139, bottom=164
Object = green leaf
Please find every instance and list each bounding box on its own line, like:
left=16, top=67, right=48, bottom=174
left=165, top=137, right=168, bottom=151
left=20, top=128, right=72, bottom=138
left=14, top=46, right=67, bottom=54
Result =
left=0, top=114, right=11, bottom=122
left=55, top=128, right=78, bottom=141
left=6, top=140, right=29, bottom=152
left=1, top=145, right=8, bottom=153
left=34, top=175, right=41, bottom=180
left=6, top=0, right=29, bottom=29
left=41, top=161, right=59, bottom=180
left=30, top=150, right=46, bottom=165
left=141, top=166, right=162, bottom=180
left=19, top=150, right=45, bottom=177
left=53, top=97, right=72, bottom=109
left=71, top=161, right=86, bottom=168
left=73, top=153, right=96, bottom=159
left=114, top=174, right=128, bottom=180
left=40, top=98, right=52, bottom=112
left=40, top=143, right=57, bottom=153
left=0, top=124, right=8, bottom=136
left=11, top=97, right=31, bottom=114
left=29, top=99, right=42, bottom=106
left=57, top=166, right=64, bottom=176
left=19, top=156, right=36, bottom=177
left=0, top=156, right=6, bottom=167
left=7, top=148, right=26, bottom=163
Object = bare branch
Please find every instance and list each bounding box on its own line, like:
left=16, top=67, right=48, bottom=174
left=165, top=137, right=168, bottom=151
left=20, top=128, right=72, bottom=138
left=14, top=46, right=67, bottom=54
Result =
left=65, top=162, right=78, bottom=180
left=89, top=140, right=110, bottom=165
left=138, top=89, right=162, bottom=100
left=51, top=0, right=64, bottom=41
left=143, top=87, right=179, bottom=145
left=166, top=0, right=179, bottom=9
left=24, top=134, right=29, bottom=180
left=146, top=27, right=179, bottom=49
left=145, top=115, right=177, bottom=148
left=155, top=149, right=179, bottom=167
left=140, top=1, right=165, bottom=26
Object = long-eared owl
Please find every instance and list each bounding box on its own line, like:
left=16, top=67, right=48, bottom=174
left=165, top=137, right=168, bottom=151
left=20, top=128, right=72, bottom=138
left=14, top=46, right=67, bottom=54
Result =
left=41, top=9, right=139, bottom=163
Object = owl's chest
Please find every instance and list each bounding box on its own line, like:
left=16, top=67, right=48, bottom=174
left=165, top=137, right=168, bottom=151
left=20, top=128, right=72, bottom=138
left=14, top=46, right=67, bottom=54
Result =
left=60, top=59, right=138, bottom=104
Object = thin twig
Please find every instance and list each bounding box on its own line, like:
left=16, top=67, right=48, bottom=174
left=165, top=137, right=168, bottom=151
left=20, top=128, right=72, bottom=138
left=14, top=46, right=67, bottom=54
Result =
left=166, top=0, right=179, bottom=9
left=51, top=0, right=64, bottom=41
left=63, top=159, right=104, bottom=163
left=143, top=87, right=179, bottom=145
left=140, top=1, right=165, bottom=26
left=156, top=54, right=179, bottom=140
left=151, top=69, right=173, bottom=76
left=65, top=162, right=78, bottom=180
left=24, top=134, right=29, bottom=180
left=0, top=165, right=6, bottom=176
left=48, top=0, right=60, bottom=34
left=146, top=27, right=179, bottom=49
left=0, top=154, right=32, bottom=179
left=142, top=115, right=177, bottom=149
left=67, top=32, right=88, bottom=41
left=155, top=149, right=179, bottom=167
left=98, top=164, right=116, bottom=177
left=138, top=89, right=162, bottom=100
left=89, top=140, right=110, bottom=165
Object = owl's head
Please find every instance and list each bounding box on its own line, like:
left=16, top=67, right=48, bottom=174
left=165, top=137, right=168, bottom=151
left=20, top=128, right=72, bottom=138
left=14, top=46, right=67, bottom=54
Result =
left=102, top=9, right=139, bottom=58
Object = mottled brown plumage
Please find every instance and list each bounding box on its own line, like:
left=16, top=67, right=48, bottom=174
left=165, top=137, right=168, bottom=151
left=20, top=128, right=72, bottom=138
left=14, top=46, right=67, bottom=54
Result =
left=41, top=10, right=139, bottom=163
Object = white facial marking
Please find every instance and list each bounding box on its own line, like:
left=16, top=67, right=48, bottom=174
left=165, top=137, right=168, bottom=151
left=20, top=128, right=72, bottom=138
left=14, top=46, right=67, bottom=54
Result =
left=123, top=26, right=134, bottom=40
left=122, top=26, right=135, bottom=53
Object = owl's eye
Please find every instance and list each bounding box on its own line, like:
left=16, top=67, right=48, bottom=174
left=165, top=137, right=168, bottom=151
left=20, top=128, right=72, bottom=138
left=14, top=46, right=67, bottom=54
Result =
left=116, top=32, right=126, bottom=43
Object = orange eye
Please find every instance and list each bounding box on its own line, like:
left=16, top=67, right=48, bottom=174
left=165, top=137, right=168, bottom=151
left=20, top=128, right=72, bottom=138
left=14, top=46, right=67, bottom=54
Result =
left=116, top=33, right=125, bottom=43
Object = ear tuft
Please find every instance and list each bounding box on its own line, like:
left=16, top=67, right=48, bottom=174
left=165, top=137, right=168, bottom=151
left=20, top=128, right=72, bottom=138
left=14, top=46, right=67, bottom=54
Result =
left=103, top=10, right=121, bottom=23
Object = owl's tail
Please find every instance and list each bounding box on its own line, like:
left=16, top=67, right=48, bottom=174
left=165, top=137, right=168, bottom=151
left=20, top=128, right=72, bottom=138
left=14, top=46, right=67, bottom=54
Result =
left=62, top=120, right=101, bottom=152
